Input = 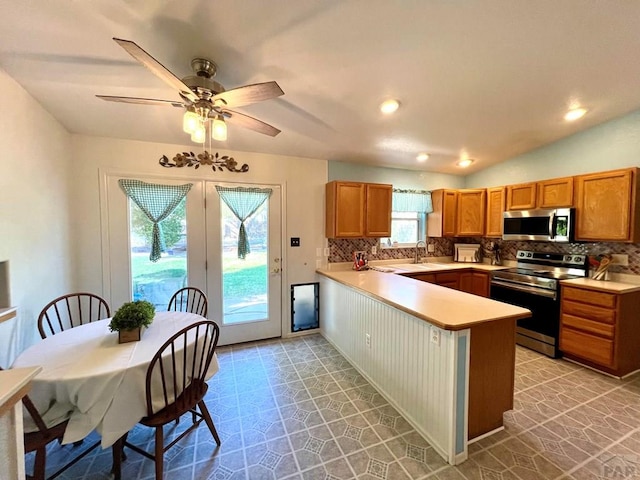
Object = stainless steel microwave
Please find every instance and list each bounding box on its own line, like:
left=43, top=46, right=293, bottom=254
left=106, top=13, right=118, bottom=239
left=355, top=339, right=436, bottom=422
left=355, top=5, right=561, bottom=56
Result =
left=502, top=208, right=574, bottom=242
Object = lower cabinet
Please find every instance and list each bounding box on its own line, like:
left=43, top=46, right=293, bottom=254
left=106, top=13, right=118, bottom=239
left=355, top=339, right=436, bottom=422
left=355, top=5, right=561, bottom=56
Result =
left=459, top=271, right=490, bottom=297
left=405, top=270, right=490, bottom=297
left=560, top=285, right=640, bottom=376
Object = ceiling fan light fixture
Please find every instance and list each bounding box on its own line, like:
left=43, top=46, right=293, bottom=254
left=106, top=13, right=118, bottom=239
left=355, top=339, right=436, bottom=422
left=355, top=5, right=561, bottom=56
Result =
left=212, top=115, right=227, bottom=141
left=380, top=99, right=400, bottom=115
left=183, top=109, right=199, bottom=134
left=190, top=122, right=206, bottom=143
left=456, top=158, right=474, bottom=168
left=564, top=107, right=587, bottom=122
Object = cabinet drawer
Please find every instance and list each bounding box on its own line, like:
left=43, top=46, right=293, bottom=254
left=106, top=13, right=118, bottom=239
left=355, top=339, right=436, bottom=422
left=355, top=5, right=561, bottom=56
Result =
left=436, top=272, right=459, bottom=283
left=408, top=273, right=436, bottom=284
left=560, top=328, right=614, bottom=367
left=561, top=314, right=615, bottom=339
left=563, top=287, right=617, bottom=309
left=562, top=301, right=616, bottom=324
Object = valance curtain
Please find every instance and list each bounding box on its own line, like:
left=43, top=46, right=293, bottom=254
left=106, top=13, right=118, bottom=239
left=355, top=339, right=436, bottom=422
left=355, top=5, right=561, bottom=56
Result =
left=392, top=189, right=433, bottom=213
left=216, top=186, right=273, bottom=259
left=119, top=179, right=193, bottom=262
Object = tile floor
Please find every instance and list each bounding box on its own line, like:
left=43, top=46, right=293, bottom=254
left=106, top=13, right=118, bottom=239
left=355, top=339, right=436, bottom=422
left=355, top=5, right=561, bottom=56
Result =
left=32, top=334, right=640, bottom=479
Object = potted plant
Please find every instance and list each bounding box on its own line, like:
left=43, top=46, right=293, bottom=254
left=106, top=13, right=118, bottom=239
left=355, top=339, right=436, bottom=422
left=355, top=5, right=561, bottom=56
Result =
left=109, top=300, right=155, bottom=343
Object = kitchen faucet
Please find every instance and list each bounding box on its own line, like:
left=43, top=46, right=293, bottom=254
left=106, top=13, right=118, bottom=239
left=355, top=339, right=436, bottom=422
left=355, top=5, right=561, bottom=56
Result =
left=414, top=240, right=427, bottom=264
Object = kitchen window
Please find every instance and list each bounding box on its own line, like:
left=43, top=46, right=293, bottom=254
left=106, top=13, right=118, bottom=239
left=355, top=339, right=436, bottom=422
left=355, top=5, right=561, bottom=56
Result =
left=381, top=189, right=432, bottom=248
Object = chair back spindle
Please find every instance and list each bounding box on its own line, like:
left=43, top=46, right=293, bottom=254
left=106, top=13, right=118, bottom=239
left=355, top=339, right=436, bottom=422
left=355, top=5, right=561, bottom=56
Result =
left=167, top=287, right=208, bottom=317
left=38, top=293, right=111, bottom=339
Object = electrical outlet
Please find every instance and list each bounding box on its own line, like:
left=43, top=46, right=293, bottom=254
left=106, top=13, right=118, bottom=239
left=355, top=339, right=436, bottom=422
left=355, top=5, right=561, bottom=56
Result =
left=316, top=259, right=322, bottom=268
left=371, top=245, right=377, bottom=255
left=430, top=326, right=440, bottom=346
left=316, top=247, right=322, bottom=256
left=427, top=244, right=435, bottom=253
left=611, top=254, right=628, bottom=266
left=323, top=247, right=330, bottom=256
left=365, top=333, right=371, bottom=348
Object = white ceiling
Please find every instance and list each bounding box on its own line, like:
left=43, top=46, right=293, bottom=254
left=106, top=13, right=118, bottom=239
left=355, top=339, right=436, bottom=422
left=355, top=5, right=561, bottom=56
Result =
left=1, top=1, right=640, bottom=175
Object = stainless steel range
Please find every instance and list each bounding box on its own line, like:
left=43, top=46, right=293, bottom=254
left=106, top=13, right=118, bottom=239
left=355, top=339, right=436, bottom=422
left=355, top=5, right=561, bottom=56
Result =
left=490, top=250, right=588, bottom=358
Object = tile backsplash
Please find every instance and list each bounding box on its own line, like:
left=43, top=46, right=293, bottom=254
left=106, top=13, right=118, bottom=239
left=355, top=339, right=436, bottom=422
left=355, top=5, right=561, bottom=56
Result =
left=327, top=238, right=640, bottom=275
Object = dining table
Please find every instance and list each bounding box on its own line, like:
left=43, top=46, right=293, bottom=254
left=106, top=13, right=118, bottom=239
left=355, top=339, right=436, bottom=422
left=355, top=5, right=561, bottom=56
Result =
left=11, top=311, right=219, bottom=448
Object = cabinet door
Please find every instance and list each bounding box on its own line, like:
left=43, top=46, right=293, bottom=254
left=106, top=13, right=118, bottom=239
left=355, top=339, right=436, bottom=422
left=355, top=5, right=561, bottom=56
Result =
left=365, top=183, right=392, bottom=237
left=443, top=190, right=458, bottom=237
left=506, top=183, right=537, bottom=210
left=575, top=169, right=636, bottom=241
left=326, top=182, right=365, bottom=238
left=459, top=271, right=489, bottom=297
left=537, top=177, right=574, bottom=208
left=456, top=189, right=486, bottom=236
left=436, top=272, right=460, bottom=290
left=485, top=187, right=505, bottom=237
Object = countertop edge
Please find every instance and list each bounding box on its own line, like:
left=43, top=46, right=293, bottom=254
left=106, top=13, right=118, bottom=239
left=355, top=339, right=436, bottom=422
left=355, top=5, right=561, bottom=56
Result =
left=0, top=307, right=17, bottom=324
left=0, top=366, right=42, bottom=415
left=317, top=269, right=531, bottom=331
left=561, top=278, right=640, bottom=293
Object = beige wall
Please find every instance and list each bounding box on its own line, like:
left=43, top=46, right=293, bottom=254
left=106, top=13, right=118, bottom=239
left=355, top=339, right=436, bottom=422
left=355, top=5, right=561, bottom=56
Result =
left=0, top=68, right=73, bottom=366
left=70, top=135, right=328, bottom=333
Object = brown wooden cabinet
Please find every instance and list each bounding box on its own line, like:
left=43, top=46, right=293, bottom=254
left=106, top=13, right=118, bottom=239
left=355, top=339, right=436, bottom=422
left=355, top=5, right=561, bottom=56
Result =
left=325, top=181, right=392, bottom=238
left=560, top=284, right=640, bottom=376
left=485, top=187, right=505, bottom=237
left=430, top=188, right=485, bottom=237
left=459, top=271, right=490, bottom=297
left=434, top=272, right=460, bottom=290
left=575, top=168, right=640, bottom=242
left=456, top=189, right=486, bottom=236
left=537, top=176, right=574, bottom=208
left=428, top=189, right=458, bottom=237
left=364, top=183, right=393, bottom=237
left=506, top=182, right=537, bottom=210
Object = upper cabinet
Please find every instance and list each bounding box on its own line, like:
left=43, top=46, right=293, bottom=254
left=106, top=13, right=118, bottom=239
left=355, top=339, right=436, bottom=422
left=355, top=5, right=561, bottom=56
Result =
left=428, top=189, right=458, bottom=237
left=325, top=181, right=392, bottom=238
left=537, top=176, right=574, bottom=208
left=506, top=182, right=537, bottom=210
left=429, top=189, right=485, bottom=237
left=485, top=187, right=505, bottom=237
left=575, top=168, right=640, bottom=242
left=364, top=183, right=393, bottom=237
left=456, top=189, right=486, bottom=236
left=506, top=177, right=574, bottom=210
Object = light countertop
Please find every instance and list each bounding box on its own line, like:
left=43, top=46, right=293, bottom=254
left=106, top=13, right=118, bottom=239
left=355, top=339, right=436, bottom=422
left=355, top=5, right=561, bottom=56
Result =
left=0, top=307, right=16, bottom=324
left=316, top=268, right=530, bottom=331
left=561, top=277, right=640, bottom=293
left=0, top=366, right=41, bottom=416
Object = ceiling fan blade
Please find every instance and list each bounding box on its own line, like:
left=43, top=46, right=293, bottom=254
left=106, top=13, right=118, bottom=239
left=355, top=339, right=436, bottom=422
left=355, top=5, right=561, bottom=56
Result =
left=222, top=109, right=281, bottom=137
left=112, top=37, right=199, bottom=103
left=213, top=81, right=284, bottom=108
left=96, top=95, right=185, bottom=108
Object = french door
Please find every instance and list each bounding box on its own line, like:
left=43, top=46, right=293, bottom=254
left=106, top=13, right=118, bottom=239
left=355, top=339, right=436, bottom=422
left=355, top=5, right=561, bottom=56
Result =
left=103, top=174, right=282, bottom=346
left=205, top=183, right=282, bottom=345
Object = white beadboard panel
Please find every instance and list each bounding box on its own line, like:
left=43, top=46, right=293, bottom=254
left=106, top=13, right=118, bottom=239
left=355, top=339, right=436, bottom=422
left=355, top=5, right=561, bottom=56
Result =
left=319, top=277, right=469, bottom=464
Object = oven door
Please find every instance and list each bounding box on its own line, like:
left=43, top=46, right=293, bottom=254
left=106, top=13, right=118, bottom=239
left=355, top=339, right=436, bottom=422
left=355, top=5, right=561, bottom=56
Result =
left=490, top=280, right=561, bottom=358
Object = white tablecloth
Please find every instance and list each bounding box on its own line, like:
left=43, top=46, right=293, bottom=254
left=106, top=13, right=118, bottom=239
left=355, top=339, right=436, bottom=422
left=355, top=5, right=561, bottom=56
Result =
left=12, top=311, right=219, bottom=448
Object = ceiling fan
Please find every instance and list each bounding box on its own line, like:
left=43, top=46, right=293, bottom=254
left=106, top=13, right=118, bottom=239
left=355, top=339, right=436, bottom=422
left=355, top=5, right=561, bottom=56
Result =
left=97, top=38, right=284, bottom=143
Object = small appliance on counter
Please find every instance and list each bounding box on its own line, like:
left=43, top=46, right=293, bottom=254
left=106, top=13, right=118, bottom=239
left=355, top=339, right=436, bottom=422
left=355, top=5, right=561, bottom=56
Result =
left=454, top=243, right=481, bottom=263
left=352, top=251, right=368, bottom=271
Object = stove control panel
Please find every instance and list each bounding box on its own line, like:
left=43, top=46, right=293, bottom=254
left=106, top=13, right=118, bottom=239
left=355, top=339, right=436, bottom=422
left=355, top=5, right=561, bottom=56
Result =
left=516, top=250, right=587, bottom=267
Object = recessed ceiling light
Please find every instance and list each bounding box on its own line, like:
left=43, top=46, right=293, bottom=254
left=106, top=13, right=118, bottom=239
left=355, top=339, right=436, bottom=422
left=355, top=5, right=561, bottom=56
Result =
left=416, top=153, right=429, bottom=162
left=380, top=99, right=400, bottom=114
left=564, top=107, right=587, bottom=122
left=456, top=158, right=474, bottom=168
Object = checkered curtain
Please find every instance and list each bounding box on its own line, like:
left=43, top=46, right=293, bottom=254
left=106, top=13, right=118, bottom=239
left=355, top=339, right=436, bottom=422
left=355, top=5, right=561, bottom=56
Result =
left=119, top=179, right=193, bottom=262
left=216, top=186, right=272, bottom=259
left=392, top=189, right=433, bottom=213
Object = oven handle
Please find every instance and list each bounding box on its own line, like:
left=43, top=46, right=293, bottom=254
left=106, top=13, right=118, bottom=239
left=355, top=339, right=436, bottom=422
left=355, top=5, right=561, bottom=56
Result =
left=490, top=279, right=557, bottom=299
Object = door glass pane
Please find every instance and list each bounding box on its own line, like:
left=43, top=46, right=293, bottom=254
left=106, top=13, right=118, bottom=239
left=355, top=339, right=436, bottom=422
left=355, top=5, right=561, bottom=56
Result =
left=221, top=200, right=268, bottom=324
left=129, top=198, right=187, bottom=309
